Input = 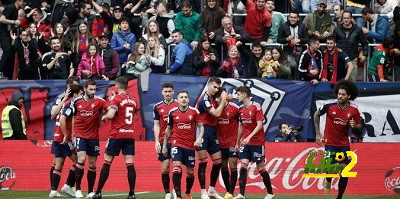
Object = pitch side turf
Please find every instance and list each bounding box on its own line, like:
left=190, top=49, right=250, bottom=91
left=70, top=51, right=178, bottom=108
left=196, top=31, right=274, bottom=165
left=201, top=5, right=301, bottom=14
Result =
left=0, top=191, right=398, bottom=199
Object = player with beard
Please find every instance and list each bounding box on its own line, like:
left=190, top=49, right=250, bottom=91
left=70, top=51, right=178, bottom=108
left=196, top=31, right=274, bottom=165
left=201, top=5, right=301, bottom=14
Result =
left=162, top=91, right=204, bottom=199
left=153, top=83, right=179, bottom=199
left=314, top=79, right=362, bottom=199
left=73, top=79, right=108, bottom=198
left=234, top=86, right=274, bottom=199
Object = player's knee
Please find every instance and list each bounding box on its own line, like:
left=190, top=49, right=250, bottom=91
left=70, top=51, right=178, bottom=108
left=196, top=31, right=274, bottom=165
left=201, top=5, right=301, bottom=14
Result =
left=198, top=157, right=208, bottom=164
left=212, top=158, right=222, bottom=166
left=256, top=162, right=265, bottom=171
left=240, top=162, right=248, bottom=170
left=161, top=165, right=170, bottom=173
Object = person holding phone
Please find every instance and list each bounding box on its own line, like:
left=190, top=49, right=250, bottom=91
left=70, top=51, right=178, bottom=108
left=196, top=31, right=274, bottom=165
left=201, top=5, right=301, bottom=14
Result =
left=193, top=36, right=219, bottom=76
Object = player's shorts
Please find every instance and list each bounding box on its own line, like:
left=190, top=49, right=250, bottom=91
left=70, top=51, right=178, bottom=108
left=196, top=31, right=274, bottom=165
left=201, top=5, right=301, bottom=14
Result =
left=325, top=145, right=351, bottom=165
left=76, top=137, right=100, bottom=156
left=51, top=141, right=74, bottom=158
left=221, top=147, right=238, bottom=160
left=171, top=146, right=195, bottom=167
left=158, top=142, right=172, bottom=161
left=197, top=125, right=220, bottom=154
left=106, top=138, right=135, bottom=156
left=239, top=145, right=265, bottom=163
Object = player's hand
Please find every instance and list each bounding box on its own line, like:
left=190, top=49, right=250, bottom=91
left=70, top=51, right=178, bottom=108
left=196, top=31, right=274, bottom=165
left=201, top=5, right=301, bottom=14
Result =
left=220, top=91, right=227, bottom=100
left=226, top=94, right=233, bottom=102
left=155, top=141, right=161, bottom=153
left=349, top=118, right=356, bottom=128
left=162, top=145, right=168, bottom=157
left=63, top=87, right=71, bottom=102
left=108, top=91, right=116, bottom=101
left=241, top=137, right=250, bottom=146
left=234, top=144, right=240, bottom=152
left=194, top=139, right=202, bottom=148
left=61, top=137, right=68, bottom=145
left=101, top=115, right=107, bottom=121
left=316, top=133, right=323, bottom=146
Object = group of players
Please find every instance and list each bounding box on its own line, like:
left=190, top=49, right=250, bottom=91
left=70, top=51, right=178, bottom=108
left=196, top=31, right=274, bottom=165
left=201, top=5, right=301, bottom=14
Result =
left=48, top=75, right=361, bottom=199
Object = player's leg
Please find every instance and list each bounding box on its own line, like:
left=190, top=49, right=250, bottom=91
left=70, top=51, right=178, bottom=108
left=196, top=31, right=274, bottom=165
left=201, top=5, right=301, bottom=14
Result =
left=122, top=139, right=136, bottom=199
left=228, top=155, right=238, bottom=197
left=183, top=148, right=196, bottom=199
left=336, top=146, right=351, bottom=199
left=253, top=146, right=273, bottom=199
left=234, top=145, right=250, bottom=199
left=75, top=137, right=88, bottom=196
left=220, top=149, right=230, bottom=195
left=92, top=154, right=115, bottom=199
left=50, top=157, right=65, bottom=198
left=86, top=139, right=100, bottom=197
left=208, top=149, right=222, bottom=198
left=50, top=159, right=55, bottom=190
left=60, top=153, right=78, bottom=197
left=159, top=143, right=172, bottom=198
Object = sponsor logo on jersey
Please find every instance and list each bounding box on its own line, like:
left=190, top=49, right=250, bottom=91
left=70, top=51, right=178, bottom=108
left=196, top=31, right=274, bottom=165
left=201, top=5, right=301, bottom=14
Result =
left=162, top=115, right=168, bottom=122
left=218, top=118, right=230, bottom=124
left=241, top=118, right=253, bottom=124
left=177, top=123, right=191, bottom=129
left=80, top=110, right=94, bottom=117
left=333, top=118, right=347, bottom=125
left=119, top=129, right=134, bottom=133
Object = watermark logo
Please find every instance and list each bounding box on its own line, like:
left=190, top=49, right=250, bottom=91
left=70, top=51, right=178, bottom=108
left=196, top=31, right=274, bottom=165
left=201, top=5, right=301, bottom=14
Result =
left=385, top=167, right=400, bottom=194
left=302, top=150, right=358, bottom=178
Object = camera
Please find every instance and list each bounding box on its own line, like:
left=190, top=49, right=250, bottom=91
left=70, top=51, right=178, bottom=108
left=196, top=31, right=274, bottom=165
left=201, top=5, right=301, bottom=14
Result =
left=291, top=126, right=303, bottom=131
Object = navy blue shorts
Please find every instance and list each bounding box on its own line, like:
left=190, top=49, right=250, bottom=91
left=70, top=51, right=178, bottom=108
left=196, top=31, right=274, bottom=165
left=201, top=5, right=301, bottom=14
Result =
left=158, top=143, right=172, bottom=161
left=325, top=145, right=351, bottom=165
left=197, top=125, right=220, bottom=155
left=171, top=146, right=195, bottom=167
left=239, top=145, right=265, bottom=163
left=51, top=141, right=74, bottom=158
left=106, top=138, right=135, bottom=156
left=76, top=137, right=100, bottom=156
left=221, top=147, right=238, bottom=160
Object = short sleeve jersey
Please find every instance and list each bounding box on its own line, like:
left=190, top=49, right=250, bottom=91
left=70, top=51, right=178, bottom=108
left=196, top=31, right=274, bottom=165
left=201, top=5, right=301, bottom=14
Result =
left=217, top=102, right=240, bottom=148
left=53, top=100, right=74, bottom=142
left=319, top=101, right=361, bottom=146
left=239, top=101, right=265, bottom=146
left=153, top=100, right=179, bottom=143
left=168, top=106, right=202, bottom=150
left=196, top=92, right=217, bottom=126
left=73, top=96, right=108, bottom=139
left=108, top=93, right=138, bottom=139
left=244, top=0, right=272, bottom=39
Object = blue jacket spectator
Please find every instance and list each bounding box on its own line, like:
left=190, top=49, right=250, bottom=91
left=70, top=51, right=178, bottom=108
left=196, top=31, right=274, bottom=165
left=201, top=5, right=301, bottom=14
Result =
left=361, top=8, right=391, bottom=44
left=110, top=17, right=136, bottom=67
left=167, top=30, right=195, bottom=75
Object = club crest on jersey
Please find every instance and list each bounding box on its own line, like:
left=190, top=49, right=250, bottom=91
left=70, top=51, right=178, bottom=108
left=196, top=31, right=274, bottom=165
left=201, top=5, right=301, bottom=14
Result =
left=249, top=111, right=252, bottom=117
left=78, top=105, right=82, bottom=108
left=160, top=109, right=164, bottom=112
left=347, top=113, right=351, bottom=118
left=91, top=104, right=95, bottom=108
left=189, top=115, right=193, bottom=120
left=227, top=112, right=230, bottom=117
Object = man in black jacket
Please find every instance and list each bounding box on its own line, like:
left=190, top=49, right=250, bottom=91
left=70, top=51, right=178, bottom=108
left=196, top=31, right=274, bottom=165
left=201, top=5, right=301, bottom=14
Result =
left=298, top=36, right=323, bottom=85
left=277, top=10, right=309, bottom=80
left=1, top=92, right=26, bottom=140
left=98, top=33, right=119, bottom=80
left=237, top=41, right=263, bottom=78
left=332, top=11, right=368, bottom=82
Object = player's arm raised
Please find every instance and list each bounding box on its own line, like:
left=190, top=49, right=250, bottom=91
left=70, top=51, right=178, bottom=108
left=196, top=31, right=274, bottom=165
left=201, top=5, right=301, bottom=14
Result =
left=241, top=120, right=263, bottom=146
left=208, top=91, right=227, bottom=118
left=51, top=88, right=71, bottom=120
left=195, top=123, right=204, bottom=147
left=314, top=110, right=322, bottom=146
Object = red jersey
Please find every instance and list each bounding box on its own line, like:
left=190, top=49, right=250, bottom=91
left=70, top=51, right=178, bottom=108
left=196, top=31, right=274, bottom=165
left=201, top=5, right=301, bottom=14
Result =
left=153, top=100, right=179, bottom=143
left=244, top=0, right=272, bottom=39
left=108, top=93, right=138, bottom=139
left=239, top=101, right=265, bottom=146
left=168, top=106, right=202, bottom=150
left=217, top=102, right=240, bottom=148
left=53, top=100, right=74, bottom=142
left=196, top=92, right=217, bottom=126
left=73, top=96, right=108, bottom=139
left=320, top=101, right=361, bottom=146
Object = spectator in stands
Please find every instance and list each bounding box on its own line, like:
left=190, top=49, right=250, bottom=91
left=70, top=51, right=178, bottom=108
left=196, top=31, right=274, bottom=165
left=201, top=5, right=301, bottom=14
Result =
left=0, top=0, right=26, bottom=80
left=50, top=23, right=72, bottom=55
left=51, top=0, right=74, bottom=28
left=193, top=36, right=219, bottom=76
left=139, top=20, right=167, bottom=51
left=123, top=42, right=151, bottom=79
left=332, top=4, right=344, bottom=27
left=166, top=29, right=194, bottom=75
left=98, top=33, right=119, bottom=80
left=216, top=45, right=244, bottom=78
left=393, top=1, right=400, bottom=24
left=259, top=49, right=278, bottom=78
left=71, top=21, right=95, bottom=69
left=303, top=0, right=333, bottom=42
left=148, top=2, right=175, bottom=45
left=41, top=37, right=74, bottom=79
left=291, top=0, right=314, bottom=14
left=391, top=21, right=400, bottom=81
left=10, top=29, right=40, bottom=80
left=110, top=17, right=136, bottom=69
left=145, top=35, right=166, bottom=73
left=76, top=1, right=95, bottom=31
left=320, top=36, right=353, bottom=85
left=215, top=15, right=251, bottom=59
left=1, top=92, right=26, bottom=140
left=368, top=37, right=395, bottom=82
left=200, top=0, right=225, bottom=42
left=346, top=0, right=371, bottom=28
left=91, top=1, right=124, bottom=37
left=274, top=122, right=303, bottom=142
left=77, top=43, right=106, bottom=80
left=271, top=46, right=291, bottom=79
left=278, top=10, right=309, bottom=80
left=375, top=0, right=397, bottom=22
left=28, top=23, right=39, bottom=40
left=91, top=2, right=110, bottom=41
left=266, top=0, right=285, bottom=44
left=332, top=11, right=368, bottom=82
left=60, top=6, right=79, bottom=37
left=298, top=36, right=322, bottom=85
left=237, top=41, right=263, bottom=78
left=174, top=0, right=201, bottom=49
left=241, top=0, right=272, bottom=46
left=24, top=8, right=51, bottom=42
left=123, top=0, right=149, bottom=40
left=361, top=7, right=392, bottom=44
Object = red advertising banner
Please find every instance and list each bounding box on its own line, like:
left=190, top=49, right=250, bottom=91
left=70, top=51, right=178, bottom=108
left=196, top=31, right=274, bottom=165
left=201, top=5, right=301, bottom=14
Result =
left=0, top=141, right=399, bottom=195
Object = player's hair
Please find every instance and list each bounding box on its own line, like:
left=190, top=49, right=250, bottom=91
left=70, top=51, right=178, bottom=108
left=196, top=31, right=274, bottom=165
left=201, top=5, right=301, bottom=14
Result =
left=326, top=36, right=336, bottom=43
left=333, top=79, right=358, bottom=101
left=208, top=76, right=221, bottom=85
left=162, top=82, right=174, bottom=90
left=214, top=87, right=226, bottom=98
left=66, top=76, right=80, bottom=86
left=115, top=76, right=128, bottom=90
left=382, top=37, right=394, bottom=49
left=279, top=122, right=290, bottom=130
left=177, top=90, right=189, bottom=96
left=84, top=79, right=97, bottom=88
left=236, top=86, right=251, bottom=97
left=68, top=84, right=84, bottom=98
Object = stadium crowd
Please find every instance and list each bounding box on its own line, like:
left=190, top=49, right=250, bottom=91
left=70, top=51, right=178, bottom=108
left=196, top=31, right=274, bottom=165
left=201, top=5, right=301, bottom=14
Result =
left=0, top=0, right=400, bottom=83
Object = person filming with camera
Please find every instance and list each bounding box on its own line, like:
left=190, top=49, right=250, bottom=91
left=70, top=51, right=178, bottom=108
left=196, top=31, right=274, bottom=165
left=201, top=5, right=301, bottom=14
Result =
left=274, top=122, right=303, bottom=142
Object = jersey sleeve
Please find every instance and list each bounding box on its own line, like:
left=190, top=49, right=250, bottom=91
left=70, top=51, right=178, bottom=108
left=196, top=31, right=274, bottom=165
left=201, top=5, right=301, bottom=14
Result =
left=167, top=110, right=174, bottom=127
left=195, top=109, right=202, bottom=124
left=319, top=103, right=330, bottom=115
left=102, top=99, right=109, bottom=111
left=255, top=105, right=264, bottom=122
left=238, top=108, right=243, bottom=122
left=198, top=97, right=213, bottom=113
left=234, top=106, right=240, bottom=122
left=352, top=107, right=361, bottom=124
left=109, top=97, right=119, bottom=111
left=153, top=104, right=160, bottom=120
left=62, top=102, right=74, bottom=118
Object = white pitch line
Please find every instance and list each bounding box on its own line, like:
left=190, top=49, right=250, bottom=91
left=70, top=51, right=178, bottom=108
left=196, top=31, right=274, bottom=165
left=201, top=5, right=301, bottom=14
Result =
left=102, top=191, right=150, bottom=197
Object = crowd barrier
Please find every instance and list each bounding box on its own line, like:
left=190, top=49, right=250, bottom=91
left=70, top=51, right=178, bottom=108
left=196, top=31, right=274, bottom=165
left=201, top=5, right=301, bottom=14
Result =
left=0, top=141, right=399, bottom=195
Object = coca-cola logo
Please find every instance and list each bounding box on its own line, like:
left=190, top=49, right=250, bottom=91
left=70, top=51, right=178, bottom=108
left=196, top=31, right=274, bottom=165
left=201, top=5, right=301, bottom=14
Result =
left=385, top=167, right=400, bottom=194
left=0, top=166, right=16, bottom=190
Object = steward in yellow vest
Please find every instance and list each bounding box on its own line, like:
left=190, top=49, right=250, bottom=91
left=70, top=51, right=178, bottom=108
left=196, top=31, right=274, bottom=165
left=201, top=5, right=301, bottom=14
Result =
left=1, top=92, right=26, bottom=140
